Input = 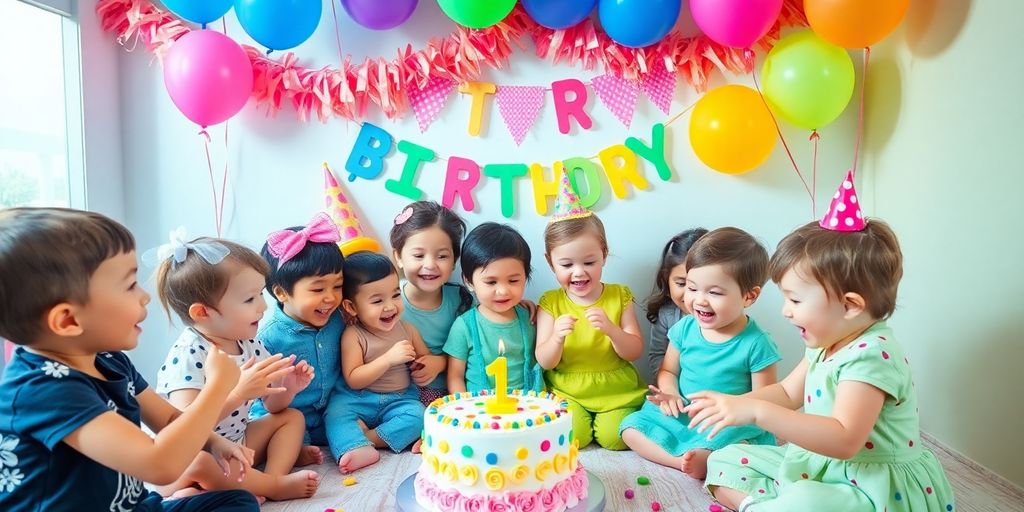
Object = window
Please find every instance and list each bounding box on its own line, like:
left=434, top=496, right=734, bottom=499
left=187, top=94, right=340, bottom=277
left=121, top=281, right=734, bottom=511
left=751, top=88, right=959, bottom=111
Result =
left=0, top=0, right=84, bottom=209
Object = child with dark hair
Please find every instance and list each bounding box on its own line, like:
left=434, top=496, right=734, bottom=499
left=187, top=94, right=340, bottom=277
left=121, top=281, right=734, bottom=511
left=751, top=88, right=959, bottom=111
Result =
left=622, top=227, right=780, bottom=480
left=644, top=228, right=709, bottom=373
left=253, top=213, right=346, bottom=453
left=328, top=252, right=429, bottom=473
left=389, top=201, right=469, bottom=405
left=152, top=232, right=319, bottom=501
left=443, top=223, right=543, bottom=394
left=0, top=208, right=258, bottom=512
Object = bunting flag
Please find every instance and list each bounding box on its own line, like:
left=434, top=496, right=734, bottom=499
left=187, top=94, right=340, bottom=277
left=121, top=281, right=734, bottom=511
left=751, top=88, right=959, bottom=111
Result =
left=408, top=77, right=457, bottom=132
left=591, top=74, right=640, bottom=128
left=640, top=67, right=676, bottom=115
left=495, top=85, right=547, bottom=146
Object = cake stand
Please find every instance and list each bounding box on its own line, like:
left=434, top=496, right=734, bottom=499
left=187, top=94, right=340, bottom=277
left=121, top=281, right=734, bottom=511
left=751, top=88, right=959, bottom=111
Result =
left=396, top=469, right=606, bottom=512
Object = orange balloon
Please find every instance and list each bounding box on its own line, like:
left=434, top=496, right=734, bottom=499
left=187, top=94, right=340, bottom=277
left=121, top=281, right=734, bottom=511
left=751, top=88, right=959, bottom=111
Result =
left=689, top=85, right=776, bottom=175
left=804, top=0, right=910, bottom=48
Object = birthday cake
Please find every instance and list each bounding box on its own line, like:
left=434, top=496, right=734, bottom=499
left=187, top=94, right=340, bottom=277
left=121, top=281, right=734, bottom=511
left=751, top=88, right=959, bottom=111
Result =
left=414, top=390, right=587, bottom=512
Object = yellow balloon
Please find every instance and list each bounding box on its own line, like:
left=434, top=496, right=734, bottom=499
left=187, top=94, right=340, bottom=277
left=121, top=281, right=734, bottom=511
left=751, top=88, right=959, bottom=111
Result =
left=689, top=85, right=777, bottom=175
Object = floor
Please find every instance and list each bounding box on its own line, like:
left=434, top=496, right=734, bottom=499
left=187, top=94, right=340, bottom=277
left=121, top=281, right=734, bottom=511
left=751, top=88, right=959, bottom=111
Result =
left=262, top=434, right=1024, bottom=511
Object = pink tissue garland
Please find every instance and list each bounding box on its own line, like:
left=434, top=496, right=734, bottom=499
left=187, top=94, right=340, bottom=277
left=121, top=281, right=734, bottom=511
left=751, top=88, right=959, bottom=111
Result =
left=96, top=0, right=806, bottom=123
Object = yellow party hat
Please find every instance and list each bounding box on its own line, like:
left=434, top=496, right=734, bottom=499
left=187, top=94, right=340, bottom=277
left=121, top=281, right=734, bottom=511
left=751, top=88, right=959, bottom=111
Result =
left=323, top=162, right=381, bottom=256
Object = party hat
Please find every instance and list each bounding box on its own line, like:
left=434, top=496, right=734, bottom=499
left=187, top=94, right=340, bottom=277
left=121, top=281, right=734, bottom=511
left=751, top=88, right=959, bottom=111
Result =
left=819, top=170, right=866, bottom=232
left=549, top=169, right=593, bottom=223
left=323, top=163, right=382, bottom=255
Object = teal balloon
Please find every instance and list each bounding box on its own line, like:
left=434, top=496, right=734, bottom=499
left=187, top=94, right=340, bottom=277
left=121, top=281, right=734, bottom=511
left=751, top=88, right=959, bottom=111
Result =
left=437, top=0, right=516, bottom=29
left=161, top=0, right=232, bottom=26
left=761, top=30, right=855, bottom=130
left=234, top=0, right=321, bottom=51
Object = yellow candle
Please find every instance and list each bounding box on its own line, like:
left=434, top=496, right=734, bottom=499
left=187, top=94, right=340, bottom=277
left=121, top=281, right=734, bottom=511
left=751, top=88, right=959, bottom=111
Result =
left=485, top=339, right=518, bottom=414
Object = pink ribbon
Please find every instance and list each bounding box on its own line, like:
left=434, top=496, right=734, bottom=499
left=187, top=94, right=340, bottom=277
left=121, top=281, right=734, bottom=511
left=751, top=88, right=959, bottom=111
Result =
left=266, top=212, right=341, bottom=267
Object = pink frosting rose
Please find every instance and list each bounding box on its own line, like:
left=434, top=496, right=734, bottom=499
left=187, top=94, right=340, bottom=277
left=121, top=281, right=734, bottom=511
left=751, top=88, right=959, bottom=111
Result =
left=508, top=491, right=541, bottom=512
left=437, top=489, right=462, bottom=510
left=485, top=495, right=514, bottom=512
left=538, top=487, right=565, bottom=510
left=456, top=494, right=487, bottom=512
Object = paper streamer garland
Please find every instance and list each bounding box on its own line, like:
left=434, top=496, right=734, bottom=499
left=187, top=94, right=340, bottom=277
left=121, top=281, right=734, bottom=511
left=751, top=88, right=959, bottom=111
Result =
left=96, top=0, right=807, bottom=123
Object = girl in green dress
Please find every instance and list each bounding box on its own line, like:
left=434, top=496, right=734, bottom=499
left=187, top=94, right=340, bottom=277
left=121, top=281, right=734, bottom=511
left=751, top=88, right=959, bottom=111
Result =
left=536, top=173, right=647, bottom=450
left=688, top=217, right=954, bottom=512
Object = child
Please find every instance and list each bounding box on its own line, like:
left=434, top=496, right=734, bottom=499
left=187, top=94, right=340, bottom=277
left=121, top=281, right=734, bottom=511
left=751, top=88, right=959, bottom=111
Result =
left=330, top=251, right=429, bottom=473
left=692, top=179, right=954, bottom=512
left=621, top=227, right=781, bottom=480
left=443, top=222, right=543, bottom=394
left=535, top=174, right=647, bottom=450
left=644, top=227, right=709, bottom=373
left=389, top=201, right=470, bottom=405
left=256, top=212, right=346, bottom=453
left=0, top=208, right=258, bottom=511
left=153, top=234, right=320, bottom=500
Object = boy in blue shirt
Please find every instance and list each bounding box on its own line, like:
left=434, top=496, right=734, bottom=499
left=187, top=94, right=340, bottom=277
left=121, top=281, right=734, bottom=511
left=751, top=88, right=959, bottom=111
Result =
left=0, top=208, right=258, bottom=511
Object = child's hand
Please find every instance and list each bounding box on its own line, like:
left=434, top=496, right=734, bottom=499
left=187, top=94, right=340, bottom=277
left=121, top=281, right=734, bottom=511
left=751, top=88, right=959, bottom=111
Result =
left=684, top=391, right=758, bottom=440
left=233, top=354, right=295, bottom=401
left=646, top=385, right=687, bottom=418
left=520, top=300, right=539, bottom=324
left=585, top=307, right=613, bottom=333
left=209, top=434, right=254, bottom=482
left=386, top=340, right=417, bottom=366
left=205, top=348, right=241, bottom=396
left=411, top=354, right=445, bottom=386
left=554, top=315, right=577, bottom=341
left=282, top=360, right=315, bottom=393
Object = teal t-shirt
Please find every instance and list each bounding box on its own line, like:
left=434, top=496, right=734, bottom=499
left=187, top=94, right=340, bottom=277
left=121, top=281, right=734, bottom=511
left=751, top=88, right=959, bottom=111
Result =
left=401, top=282, right=464, bottom=389
left=669, top=315, right=781, bottom=398
left=443, top=306, right=536, bottom=393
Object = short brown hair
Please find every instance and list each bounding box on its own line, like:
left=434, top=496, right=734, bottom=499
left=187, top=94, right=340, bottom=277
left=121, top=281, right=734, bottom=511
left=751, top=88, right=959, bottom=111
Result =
left=769, top=219, right=903, bottom=320
left=156, top=238, right=269, bottom=325
left=0, top=208, right=135, bottom=345
left=685, top=227, right=768, bottom=292
left=543, top=215, right=608, bottom=258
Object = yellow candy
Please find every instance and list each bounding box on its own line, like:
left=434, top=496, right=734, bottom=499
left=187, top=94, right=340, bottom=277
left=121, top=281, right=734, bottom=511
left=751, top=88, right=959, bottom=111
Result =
left=342, top=477, right=357, bottom=486
left=439, top=440, right=450, bottom=454
left=516, top=447, right=529, bottom=460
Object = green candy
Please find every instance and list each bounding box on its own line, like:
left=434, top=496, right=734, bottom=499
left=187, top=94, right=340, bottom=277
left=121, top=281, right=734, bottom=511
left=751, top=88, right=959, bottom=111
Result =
left=637, top=476, right=651, bottom=486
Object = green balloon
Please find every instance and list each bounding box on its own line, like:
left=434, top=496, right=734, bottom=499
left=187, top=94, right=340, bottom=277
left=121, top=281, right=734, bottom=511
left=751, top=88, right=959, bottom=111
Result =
left=437, top=0, right=517, bottom=29
left=761, top=30, right=855, bottom=130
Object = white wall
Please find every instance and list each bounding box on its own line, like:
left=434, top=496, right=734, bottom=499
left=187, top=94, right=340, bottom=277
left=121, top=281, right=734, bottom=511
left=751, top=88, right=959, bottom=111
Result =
left=868, top=0, right=1024, bottom=487
left=105, top=0, right=1021, bottom=487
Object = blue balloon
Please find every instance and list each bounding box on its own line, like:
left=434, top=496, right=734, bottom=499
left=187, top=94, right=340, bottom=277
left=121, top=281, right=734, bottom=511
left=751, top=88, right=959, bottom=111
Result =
left=161, top=0, right=232, bottom=26
left=598, top=0, right=680, bottom=48
left=234, top=0, right=321, bottom=51
left=522, top=0, right=596, bottom=29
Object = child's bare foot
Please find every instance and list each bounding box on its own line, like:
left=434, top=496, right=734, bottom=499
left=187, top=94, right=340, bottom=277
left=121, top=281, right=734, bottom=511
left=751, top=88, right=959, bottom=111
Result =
left=169, top=486, right=205, bottom=500
left=411, top=438, right=423, bottom=454
left=267, top=470, right=320, bottom=501
left=338, top=445, right=380, bottom=474
left=296, top=445, right=324, bottom=466
left=681, top=449, right=711, bottom=480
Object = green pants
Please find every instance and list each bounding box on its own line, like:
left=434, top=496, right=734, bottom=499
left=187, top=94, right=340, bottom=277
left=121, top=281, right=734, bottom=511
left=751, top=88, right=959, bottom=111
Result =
left=565, top=397, right=636, bottom=451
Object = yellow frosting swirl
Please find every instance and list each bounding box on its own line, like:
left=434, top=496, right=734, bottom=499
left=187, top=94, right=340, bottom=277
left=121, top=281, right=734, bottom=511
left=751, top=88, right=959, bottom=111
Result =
left=484, top=468, right=506, bottom=491
left=442, top=461, right=458, bottom=482
left=459, top=464, right=479, bottom=486
left=510, top=464, right=530, bottom=483
left=426, top=454, right=439, bottom=475
left=535, top=460, right=553, bottom=481
left=554, top=453, right=568, bottom=474
left=569, top=444, right=579, bottom=471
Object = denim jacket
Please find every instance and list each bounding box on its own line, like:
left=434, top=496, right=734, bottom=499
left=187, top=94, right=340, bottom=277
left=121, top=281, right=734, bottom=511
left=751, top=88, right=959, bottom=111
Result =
left=257, top=305, right=345, bottom=414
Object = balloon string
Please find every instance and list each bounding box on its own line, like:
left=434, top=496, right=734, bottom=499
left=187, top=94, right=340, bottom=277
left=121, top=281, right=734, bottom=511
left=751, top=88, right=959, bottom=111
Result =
left=200, top=130, right=228, bottom=237
left=329, top=0, right=346, bottom=65
left=810, top=130, right=820, bottom=217
left=851, top=46, right=871, bottom=179
left=751, top=57, right=814, bottom=210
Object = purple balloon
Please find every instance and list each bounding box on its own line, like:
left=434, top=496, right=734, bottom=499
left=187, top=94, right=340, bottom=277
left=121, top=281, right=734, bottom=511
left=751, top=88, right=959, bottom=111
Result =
left=341, top=0, right=418, bottom=30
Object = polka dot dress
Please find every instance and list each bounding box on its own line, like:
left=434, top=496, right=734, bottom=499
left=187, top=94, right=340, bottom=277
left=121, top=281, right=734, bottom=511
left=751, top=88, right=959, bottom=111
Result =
left=704, top=322, right=956, bottom=511
left=156, top=328, right=268, bottom=443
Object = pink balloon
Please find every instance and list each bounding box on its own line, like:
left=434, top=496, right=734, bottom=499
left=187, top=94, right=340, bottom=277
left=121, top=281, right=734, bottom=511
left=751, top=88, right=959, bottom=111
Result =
left=690, top=0, right=783, bottom=49
left=163, top=30, right=253, bottom=128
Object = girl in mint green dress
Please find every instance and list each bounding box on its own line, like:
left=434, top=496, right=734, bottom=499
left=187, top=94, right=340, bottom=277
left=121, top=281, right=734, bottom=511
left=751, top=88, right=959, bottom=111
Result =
left=690, top=219, right=954, bottom=512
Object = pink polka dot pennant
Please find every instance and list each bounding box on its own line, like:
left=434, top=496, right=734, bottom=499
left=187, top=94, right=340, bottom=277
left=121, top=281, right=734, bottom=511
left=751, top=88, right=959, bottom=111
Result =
left=591, top=74, right=640, bottom=128
left=408, top=77, right=458, bottom=133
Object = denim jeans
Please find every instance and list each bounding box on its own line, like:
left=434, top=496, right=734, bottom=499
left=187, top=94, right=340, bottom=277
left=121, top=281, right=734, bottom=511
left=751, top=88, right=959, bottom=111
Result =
left=325, top=384, right=424, bottom=459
